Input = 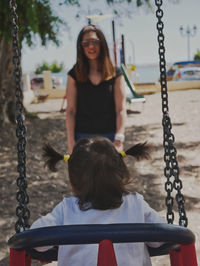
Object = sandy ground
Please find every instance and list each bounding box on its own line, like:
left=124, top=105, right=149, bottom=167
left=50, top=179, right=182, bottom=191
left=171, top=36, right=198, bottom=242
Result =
left=0, top=89, right=200, bottom=266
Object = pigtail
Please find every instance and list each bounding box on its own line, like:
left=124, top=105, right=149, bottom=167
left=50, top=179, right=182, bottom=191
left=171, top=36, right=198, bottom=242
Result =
left=125, top=142, right=152, bottom=160
left=42, top=143, right=64, bottom=172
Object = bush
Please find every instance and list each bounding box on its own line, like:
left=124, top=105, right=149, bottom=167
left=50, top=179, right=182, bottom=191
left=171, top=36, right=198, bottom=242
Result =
left=35, top=61, right=65, bottom=74
left=194, top=50, right=200, bottom=60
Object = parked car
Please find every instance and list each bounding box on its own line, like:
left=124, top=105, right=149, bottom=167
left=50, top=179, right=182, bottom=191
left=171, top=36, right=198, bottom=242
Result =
left=172, top=67, right=200, bottom=81
left=31, top=76, right=63, bottom=90
left=31, top=77, right=44, bottom=90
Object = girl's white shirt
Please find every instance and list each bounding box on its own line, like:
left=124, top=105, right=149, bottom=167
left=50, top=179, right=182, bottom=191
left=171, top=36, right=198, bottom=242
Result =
left=31, top=193, right=165, bottom=266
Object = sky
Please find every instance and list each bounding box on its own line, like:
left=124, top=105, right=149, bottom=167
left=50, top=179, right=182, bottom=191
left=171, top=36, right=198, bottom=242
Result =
left=21, top=0, right=200, bottom=73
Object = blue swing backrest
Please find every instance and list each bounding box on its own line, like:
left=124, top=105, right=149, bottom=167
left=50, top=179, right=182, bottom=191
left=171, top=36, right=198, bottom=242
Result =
left=8, top=223, right=195, bottom=262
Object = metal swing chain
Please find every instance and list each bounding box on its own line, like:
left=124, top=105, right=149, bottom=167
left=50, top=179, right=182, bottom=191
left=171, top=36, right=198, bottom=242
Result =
left=155, top=0, right=188, bottom=227
left=9, top=0, right=30, bottom=233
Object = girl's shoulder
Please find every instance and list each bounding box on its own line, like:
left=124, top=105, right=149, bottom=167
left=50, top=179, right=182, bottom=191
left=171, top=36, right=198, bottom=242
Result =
left=123, top=192, right=143, bottom=199
left=63, top=196, right=77, bottom=204
left=123, top=192, right=145, bottom=206
left=62, top=196, right=80, bottom=211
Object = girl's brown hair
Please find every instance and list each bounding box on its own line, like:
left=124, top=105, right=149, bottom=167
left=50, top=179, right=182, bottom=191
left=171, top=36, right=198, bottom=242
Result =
left=75, top=25, right=116, bottom=82
left=43, top=137, right=151, bottom=211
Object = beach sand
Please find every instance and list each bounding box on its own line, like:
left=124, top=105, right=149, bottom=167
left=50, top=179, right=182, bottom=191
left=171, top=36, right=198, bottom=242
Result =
left=0, top=89, right=199, bottom=266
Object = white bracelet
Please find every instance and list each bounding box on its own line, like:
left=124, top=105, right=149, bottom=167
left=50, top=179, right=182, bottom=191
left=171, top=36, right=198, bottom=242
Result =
left=114, top=133, right=125, bottom=142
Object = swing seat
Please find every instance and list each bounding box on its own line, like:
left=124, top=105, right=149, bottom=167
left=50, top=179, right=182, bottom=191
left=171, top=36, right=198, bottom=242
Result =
left=8, top=223, right=197, bottom=266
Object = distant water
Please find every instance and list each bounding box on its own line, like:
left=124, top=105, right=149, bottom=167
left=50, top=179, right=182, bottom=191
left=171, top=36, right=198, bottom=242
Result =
left=132, top=64, right=160, bottom=84
left=30, top=64, right=162, bottom=88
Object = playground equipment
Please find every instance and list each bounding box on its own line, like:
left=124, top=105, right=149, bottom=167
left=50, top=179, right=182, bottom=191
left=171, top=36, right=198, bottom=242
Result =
left=121, top=64, right=146, bottom=103
left=8, top=0, right=198, bottom=265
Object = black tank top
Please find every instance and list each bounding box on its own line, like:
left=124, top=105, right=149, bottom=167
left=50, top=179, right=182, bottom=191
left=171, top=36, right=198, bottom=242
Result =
left=68, top=66, right=122, bottom=134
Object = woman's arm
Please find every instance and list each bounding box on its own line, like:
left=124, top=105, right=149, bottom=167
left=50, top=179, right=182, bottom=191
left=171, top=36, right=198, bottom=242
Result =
left=66, top=75, right=77, bottom=154
left=114, top=74, right=126, bottom=152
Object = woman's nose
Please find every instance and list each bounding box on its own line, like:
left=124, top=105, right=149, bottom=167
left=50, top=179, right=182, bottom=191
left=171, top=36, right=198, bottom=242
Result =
left=88, top=42, right=95, bottom=48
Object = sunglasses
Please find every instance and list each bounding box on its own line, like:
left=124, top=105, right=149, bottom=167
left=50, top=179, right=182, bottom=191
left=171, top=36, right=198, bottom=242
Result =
left=82, top=39, right=100, bottom=48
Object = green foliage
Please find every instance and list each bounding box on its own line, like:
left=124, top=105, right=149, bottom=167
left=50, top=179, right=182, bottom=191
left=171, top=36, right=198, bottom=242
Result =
left=1, top=0, right=157, bottom=48
left=50, top=61, right=65, bottom=73
left=194, top=50, right=200, bottom=61
left=35, top=61, right=65, bottom=74
left=35, top=62, right=49, bottom=74
left=0, top=0, right=65, bottom=46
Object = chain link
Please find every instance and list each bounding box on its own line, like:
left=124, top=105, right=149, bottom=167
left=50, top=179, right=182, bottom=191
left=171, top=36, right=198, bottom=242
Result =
left=9, top=0, right=30, bottom=233
left=155, top=0, right=188, bottom=227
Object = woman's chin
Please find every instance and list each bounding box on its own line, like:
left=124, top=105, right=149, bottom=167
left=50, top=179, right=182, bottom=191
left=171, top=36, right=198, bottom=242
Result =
left=87, top=55, right=98, bottom=60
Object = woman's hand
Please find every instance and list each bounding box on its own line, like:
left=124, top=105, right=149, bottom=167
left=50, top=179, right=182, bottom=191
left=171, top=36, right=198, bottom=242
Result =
left=114, top=140, right=123, bottom=152
left=37, top=260, right=52, bottom=265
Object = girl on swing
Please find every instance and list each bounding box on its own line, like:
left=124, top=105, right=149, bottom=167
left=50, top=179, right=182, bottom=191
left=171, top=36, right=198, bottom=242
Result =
left=31, top=137, right=165, bottom=266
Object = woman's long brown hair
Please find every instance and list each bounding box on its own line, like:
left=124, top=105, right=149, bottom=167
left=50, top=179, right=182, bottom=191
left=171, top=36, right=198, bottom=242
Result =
left=75, top=25, right=116, bottom=82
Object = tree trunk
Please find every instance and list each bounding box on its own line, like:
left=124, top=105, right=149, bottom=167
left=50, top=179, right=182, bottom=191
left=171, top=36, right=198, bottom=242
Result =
left=0, top=37, right=17, bottom=125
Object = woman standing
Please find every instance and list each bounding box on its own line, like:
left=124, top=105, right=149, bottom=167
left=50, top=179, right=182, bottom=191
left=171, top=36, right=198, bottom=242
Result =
left=66, top=25, right=126, bottom=154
